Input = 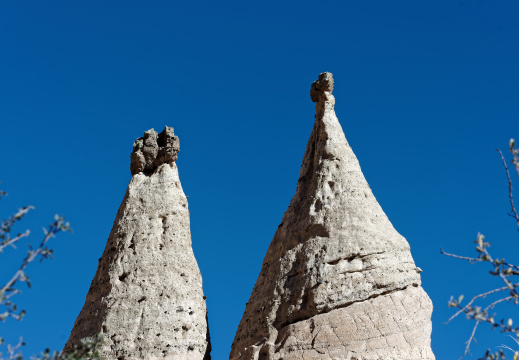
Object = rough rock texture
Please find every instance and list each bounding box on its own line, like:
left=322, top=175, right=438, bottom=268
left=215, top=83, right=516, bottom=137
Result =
left=65, top=127, right=211, bottom=360
left=229, top=73, right=434, bottom=360
left=130, top=127, right=180, bottom=176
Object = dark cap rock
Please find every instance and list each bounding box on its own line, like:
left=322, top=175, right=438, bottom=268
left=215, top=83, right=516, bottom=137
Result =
left=310, top=72, right=334, bottom=102
left=130, top=126, right=180, bottom=176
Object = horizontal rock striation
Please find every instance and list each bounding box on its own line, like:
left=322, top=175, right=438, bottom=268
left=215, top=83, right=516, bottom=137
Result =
left=272, top=286, right=433, bottom=360
left=229, top=73, right=434, bottom=360
left=65, top=127, right=210, bottom=360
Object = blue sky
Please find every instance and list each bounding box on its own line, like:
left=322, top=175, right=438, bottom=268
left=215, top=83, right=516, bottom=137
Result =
left=1, top=1, right=518, bottom=359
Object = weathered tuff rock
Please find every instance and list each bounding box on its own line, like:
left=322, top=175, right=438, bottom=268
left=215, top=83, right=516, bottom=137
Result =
left=230, top=73, right=434, bottom=360
left=130, top=127, right=180, bottom=176
left=65, top=127, right=211, bottom=360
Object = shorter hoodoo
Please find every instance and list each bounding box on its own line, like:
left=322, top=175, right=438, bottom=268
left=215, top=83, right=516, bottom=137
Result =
left=64, top=127, right=211, bottom=360
left=230, top=73, right=434, bottom=360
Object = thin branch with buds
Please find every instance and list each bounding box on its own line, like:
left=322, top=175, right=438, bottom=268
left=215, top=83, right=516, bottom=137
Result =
left=5, top=338, right=24, bottom=360
left=442, top=139, right=519, bottom=360
left=0, top=206, right=34, bottom=253
left=0, top=188, right=102, bottom=359
left=462, top=320, right=480, bottom=359
left=498, top=149, right=519, bottom=227
left=444, top=286, right=510, bottom=325
left=0, top=215, right=71, bottom=322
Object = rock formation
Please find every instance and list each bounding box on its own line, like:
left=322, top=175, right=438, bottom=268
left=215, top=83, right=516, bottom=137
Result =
left=230, top=73, right=434, bottom=360
left=65, top=127, right=211, bottom=360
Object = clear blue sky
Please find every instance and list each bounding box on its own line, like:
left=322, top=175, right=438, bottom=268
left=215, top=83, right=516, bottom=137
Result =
left=1, top=1, right=518, bottom=359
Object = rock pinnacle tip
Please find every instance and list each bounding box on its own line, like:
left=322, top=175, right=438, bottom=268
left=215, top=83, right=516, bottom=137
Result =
left=310, top=72, right=334, bottom=102
left=130, top=126, right=180, bottom=176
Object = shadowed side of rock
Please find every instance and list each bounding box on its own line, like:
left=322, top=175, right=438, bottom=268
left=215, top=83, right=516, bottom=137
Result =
left=65, top=127, right=211, bottom=360
left=229, top=73, right=434, bottom=360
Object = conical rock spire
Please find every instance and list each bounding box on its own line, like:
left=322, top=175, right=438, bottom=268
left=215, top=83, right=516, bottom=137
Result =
left=230, top=73, right=434, bottom=360
left=65, top=127, right=211, bottom=360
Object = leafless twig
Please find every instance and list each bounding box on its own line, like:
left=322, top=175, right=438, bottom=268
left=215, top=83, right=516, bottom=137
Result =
left=0, top=215, right=70, bottom=322
left=498, top=149, right=519, bottom=227
left=5, top=337, right=24, bottom=360
left=461, top=320, right=480, bottom=359
left=445, top=286, right=509, bottom=324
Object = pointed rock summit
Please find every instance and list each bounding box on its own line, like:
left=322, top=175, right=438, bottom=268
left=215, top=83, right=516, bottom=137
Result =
left=65, top=127, right=211, bottom=360
left=230, top=73, right=434, bottom=360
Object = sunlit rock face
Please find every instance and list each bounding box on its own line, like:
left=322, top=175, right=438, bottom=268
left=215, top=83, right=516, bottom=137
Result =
left=230, top=73, right=434, bottom=360
left=65, top=127, right=211, bottom=360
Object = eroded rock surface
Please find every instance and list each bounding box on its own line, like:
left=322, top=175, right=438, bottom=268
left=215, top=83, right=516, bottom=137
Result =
left=65, top=127, right=210, bottom=360
left=229, top=73, right=434, bottom=360
left=130, top=126, right=180, bottom=176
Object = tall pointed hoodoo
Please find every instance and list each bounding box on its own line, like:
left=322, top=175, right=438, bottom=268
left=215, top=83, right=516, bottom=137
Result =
left=230, top=73, right=434, bottom=360
left=65, top=127, right=211, bottom=360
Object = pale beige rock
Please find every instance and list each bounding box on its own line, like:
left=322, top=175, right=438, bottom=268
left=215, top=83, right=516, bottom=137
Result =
left=230, top=73, right=434, bottom=360
left=65, top=127, right=211, bottom=360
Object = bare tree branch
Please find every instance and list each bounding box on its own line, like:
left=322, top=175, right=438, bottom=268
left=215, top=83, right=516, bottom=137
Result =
left=445, top=286, right=509, bottom=324
left=443, top=141, right=519, bottom=359
left=498, top=149, right=519, bottom=227
left=0, top=230, right=30, bottom=253
left=461, top=320, right=480, bottom=359
left=0, top=216, right=70, bottom=322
